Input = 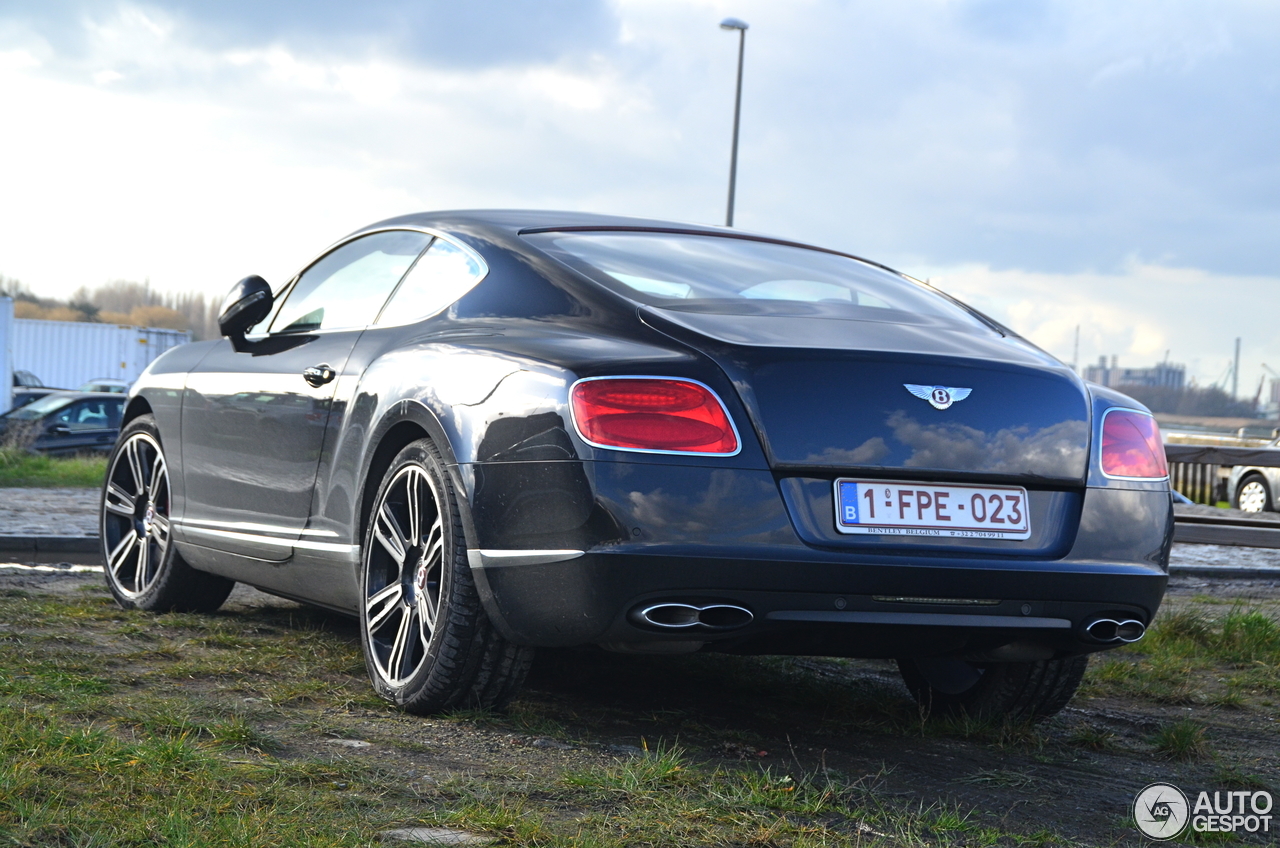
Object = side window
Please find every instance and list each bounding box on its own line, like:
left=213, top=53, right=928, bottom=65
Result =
left=270, top=230, right=433, bottom=333
left=55, top=401, right=111, bottom=431
left=50, top=404, right=76, bottom=427
left=374, top=238, right=486, bottom=326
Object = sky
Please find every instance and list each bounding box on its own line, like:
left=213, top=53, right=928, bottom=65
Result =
left=0, top=0, right=1276, bottom=398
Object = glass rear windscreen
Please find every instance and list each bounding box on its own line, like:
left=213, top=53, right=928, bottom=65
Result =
left=526, top=231, right=989, bottom=327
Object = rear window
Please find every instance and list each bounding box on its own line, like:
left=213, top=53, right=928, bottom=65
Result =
left=526, top=231, right=987, bottom=327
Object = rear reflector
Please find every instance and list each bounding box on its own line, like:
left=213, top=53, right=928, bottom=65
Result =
left=1100, top=409, right=1167, bottom=479
left=570, top=378, right=739, bottom=454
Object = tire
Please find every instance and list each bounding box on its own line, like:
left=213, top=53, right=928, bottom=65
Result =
left=897, top=654, right=1088, bottom=721
left=1233, top=474, right=1273, bottom=513
left=359, top=438, right=533, bottom=714
left=101, top=415, right=234, bottom=612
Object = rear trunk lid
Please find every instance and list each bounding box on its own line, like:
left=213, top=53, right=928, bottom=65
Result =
left=641, top=307, right=1091, bottom=484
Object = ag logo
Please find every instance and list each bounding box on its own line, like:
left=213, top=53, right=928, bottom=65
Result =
left=904, top=384, right=972, bottom=411
left=1134, top=783, right=1190, bottom=840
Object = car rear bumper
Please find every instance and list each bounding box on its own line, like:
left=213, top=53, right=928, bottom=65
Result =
left=470, top=547, right=1168, bottom=656
left=462, top=459, right=1172, bottom=657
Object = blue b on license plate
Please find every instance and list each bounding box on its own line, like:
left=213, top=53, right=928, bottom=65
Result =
left=834, top=479, right=1031, bottom=540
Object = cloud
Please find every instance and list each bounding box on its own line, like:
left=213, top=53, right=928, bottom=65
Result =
left=0, top=4, right=678, bottom=296
left=922, top=261, right=1280, bottom=391
left=3, top=0, right=620, bottom=68
left=0, top=0, right=1275, bottom=396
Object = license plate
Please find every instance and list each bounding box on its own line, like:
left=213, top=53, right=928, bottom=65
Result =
left=834, top=479, right=1031, bottom=540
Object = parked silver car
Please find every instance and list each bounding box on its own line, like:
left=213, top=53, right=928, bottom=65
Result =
left=1228, top=436, right=1280, bottom=512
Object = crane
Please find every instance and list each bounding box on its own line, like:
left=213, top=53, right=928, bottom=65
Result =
left=1261, top=364, right=1280, bottom=419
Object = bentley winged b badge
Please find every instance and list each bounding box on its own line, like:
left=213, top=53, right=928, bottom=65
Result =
left=905, top=384, right=972, bottom=410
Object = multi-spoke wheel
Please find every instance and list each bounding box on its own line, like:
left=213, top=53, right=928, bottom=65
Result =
left=360, top=438, right=533, bottom=713
left=1233, top=474, right=1273, bottom=513
left=365, top=463, right=444, bottom=685
left=897, top=654, right=1088, bottom=721
left=101, top=415, right=234, bottom=612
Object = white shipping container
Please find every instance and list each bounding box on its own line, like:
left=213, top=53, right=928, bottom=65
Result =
left=12, top=319, right=191, bottom=390
left=0, top=298, right=13, bottom=413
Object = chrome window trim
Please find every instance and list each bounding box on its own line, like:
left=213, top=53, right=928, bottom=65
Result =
left=247, top=226, right=489, bottom=340
left=567, top=375, right=743, bottom=457
left=1099, top=406, right=1171, bottom=482
left=372, top=234, right=491, bottom=327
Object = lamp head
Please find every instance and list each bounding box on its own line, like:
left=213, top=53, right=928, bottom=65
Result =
left=719, top=17, right=749, bottom=31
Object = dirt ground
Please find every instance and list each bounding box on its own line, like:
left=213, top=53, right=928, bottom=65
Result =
left=4, top=562, right=1278, bottom=846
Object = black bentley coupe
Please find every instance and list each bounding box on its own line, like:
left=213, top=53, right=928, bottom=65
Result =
left=101, top=211, right=1173, bottom=719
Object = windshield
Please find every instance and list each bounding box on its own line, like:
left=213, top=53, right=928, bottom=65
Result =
left=3, top=395, right=74, bottom=420
left=526, top=231, right=988, bottom=327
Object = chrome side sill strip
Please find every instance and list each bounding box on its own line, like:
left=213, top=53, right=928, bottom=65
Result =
left=180, top=518, right=339, bottom=538
left=179, top=524, right=359, bottom=555
left=467, top=549, right=585, bottom=569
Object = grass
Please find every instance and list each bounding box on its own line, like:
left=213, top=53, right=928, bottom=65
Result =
left=1083, top=600, right=1280, bottom=708
left=421, top=745, right=992, bottom=847
left=0, top=593, right=420, bottom=846
left=0, top=446, right=106, bottom=487
left=0, top=705, right=404, bottom=846
left=0, top=586, right=1073, bottom=848
left=1151, top=719, right=1211, bottom=760
left=4, top=584, right=1278, bottom=846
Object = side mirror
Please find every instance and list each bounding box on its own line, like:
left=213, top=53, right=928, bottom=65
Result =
left=218, top=276, right=274, bottom=342
left=48, top=423, right=70, bottom=437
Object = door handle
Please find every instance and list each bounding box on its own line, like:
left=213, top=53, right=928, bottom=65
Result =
left=302, top=364, right=336, bottom=387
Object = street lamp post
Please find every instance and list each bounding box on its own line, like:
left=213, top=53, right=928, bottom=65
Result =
left=720, top=17, right=748, bottom=227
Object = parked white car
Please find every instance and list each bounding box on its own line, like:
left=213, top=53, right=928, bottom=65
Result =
left=1227, top=436, right=1280, bottom=512
left=77, top=378, right=130, bottom=394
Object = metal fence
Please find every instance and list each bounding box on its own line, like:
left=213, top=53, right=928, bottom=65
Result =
left=1165, top=444, right=1280, bottom=500
left=1169, top=461, right=1226, bottom=505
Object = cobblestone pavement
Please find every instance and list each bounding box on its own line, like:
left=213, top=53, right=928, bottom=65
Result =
left=0, top=487, right=99, bottom=537
left=0, top=487, right=1278, bottom=571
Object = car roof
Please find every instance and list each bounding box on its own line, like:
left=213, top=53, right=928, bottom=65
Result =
left=365, top=209, right=734, bottom=237
left=33, top=391, right=125, bottom=401
left=346, top=210, right=902, bottom=278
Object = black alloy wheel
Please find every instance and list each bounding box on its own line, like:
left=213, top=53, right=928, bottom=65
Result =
left=897, top=654, right=1088, bottom=721
left=101, top=415, right=233, bottom=612
left=359, top=438, right=532, bottom=714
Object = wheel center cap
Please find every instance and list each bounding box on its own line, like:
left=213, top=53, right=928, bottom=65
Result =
left=142, top=503, right=155, bottom=532
left=414, top=561, right=429, bottom=594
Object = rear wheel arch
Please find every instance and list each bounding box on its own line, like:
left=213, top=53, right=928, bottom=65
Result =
left=121, top=396, right=153, bottom=429
left=358, top=402, right=476, bottom=553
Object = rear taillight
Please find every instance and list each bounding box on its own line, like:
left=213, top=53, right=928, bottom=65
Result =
left=1100, top=408, right=1167, bottom=479
left=570, top=377, right=739, bottom=455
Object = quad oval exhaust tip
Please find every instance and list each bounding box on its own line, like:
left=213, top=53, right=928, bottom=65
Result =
left=1085, top=618, right=1146, bottom=643
left=634, top=602, right=754, bottom=631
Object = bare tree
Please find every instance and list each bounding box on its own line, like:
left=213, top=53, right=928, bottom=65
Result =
left=6, top=277, right=222, bottom=339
